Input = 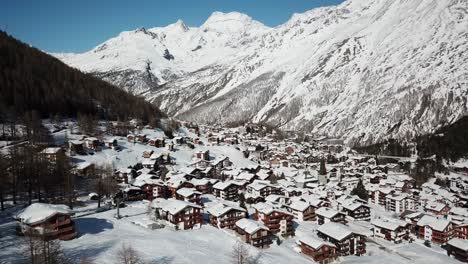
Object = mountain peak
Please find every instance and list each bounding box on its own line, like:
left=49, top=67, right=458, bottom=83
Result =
left=202, top=11, right=269, bottom=31
left=166, top=19, right=189, bottom=32
left=203, top=11, right=256, bottom=25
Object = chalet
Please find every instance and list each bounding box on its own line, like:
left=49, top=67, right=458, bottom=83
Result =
left=191, top=159, right=212, bottom=170
left=136, top=134, right=147, bottom=143
left=115, top=168, right=133, bottom=183
left=15, top=203, right=77, bottom=241
left=286, top=200, right=316, bottom=221
left=235, top=218, right=272, bottom=248
left=190, top=178, right=214, bottom=194
left=123, top=186, right=146, bottom=201
left=425, top=202, right=450, bottom=216
left=317, top=222, right=366, bottom=256
left=246, top=180, right=281, bottom=198
left=447, top=238, right=468, bottom=262
left=416, top=215, right=455, bottom=244
left=212, top=181, right=242, bottom=201
left=69, top=140, right=85, bottom=155
left=143, top=150, right=154, bottom=159
left=340, top=202, right=371, bottom=221
left=74, top=162, right=95, bottom=177
left=372, top=218, right=410, bottom=243
left=167, top=142, right=174, bottom=151
left=166, top=174, right=194, bottom=197
left=105, top=138, right=118, bottom=149
left=151, top=198, right=203, bottom=230
left=149, top=138, right=165, bottom=148
left=195, top=150, right=210, bottom=160
left=316, top=207, right=346, bottom=225
left=84, top=137, right=101, bottom=151
left=176, top=188, right=202, bottom=205
left=142, top=158, right=157, bottom=169
left=253, top=202, right=295, bottom=237
left=297, top=236, right=337, bottom=264
left=212, top=156, right=233, bottom=178
left=132, top=174, right=165, bottom=200
left=40, top=147, right=65, bottom=162
left=207, top=203, right=247, bottom=229
left=127, top=134, right=135, bottom=143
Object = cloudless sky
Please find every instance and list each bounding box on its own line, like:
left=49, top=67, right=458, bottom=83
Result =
left=1, top=0, right=345, bottom=53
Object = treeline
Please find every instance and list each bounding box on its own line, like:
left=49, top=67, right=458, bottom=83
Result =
left=354, top=138, right=413, bottom=157
left=416, top=115, right=468, bottom=162
left=0, top=145, right=73, bottom=210
left=0, top=31, right=165, bottom=123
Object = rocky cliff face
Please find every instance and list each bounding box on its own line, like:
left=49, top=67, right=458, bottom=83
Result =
left=55, top=0, right=468, bottom=145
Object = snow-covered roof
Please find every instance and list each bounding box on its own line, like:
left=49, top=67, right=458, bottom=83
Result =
left=151, top=198, right=201, bottom=215
left=416, top=215, right=451, bottom=232
left=288, top=200, right=311, bottom=212
left=372, top=218, right=408, bottom=231
left=235, top=218, right=268, bottom=234
left=253, top=202, right=292, bottom=216
left=40, top=147, right=62, bottom=154
left=316, top=207, right=340, bottom=219
left=207, top=203, right=246, bottom=217
left=16, top=203, right=73, bottom=225
left=297, top=235, right=335, bottom=250
left=425, top=202, right=448, bottom=212
left=448, top=238, right=468, bottom=251
left=317, top=222, right=354, bottom=241
left=176, top=187, right=201, bottom=197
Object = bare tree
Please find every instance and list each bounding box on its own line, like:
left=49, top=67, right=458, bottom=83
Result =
left=231, top=242, right=261, bottom=264
left=116, top=244, right=143, bottom=264
left=91, top=164, right=118, bottom=208
left=22, top=227, right=67, bottom=264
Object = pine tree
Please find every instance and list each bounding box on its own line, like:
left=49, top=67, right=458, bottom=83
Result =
left=319, top=158, right=327, bottom=175
left=351, top=179, right=369, bottom=200
left=239, top=193, right=247, bottom=210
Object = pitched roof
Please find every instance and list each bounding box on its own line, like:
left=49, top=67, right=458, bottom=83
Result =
left=176, top=188, right=201, bottom=197
left=235, top=218, right=269, bottom=234
left=416, top=215, right=451, bottom=232
left=448, top=238, right=468, bottom=251
left=317, top=222, right=354, bottom=241
left=207, top=203, right=246, bottom=217
left=151, top=198, right=201, bottom=215
left=297, top=235, right=335, bottom=250
left=16, top=203, right=73, bottom=225
left=316, top=207, right=340, bottom=219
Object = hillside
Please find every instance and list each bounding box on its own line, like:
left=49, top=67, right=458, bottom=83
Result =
left=0, top=31, right=165, bottom=122
left=55, top=0, right=468, bottom=145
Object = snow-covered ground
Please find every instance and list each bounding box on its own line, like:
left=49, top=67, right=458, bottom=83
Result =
left=0, top=199, right=460, bottom=264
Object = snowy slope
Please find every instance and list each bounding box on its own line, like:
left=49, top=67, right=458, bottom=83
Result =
left=55, top=0, right=468, bottom=145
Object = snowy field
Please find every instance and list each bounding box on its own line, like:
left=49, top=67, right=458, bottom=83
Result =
left=0, top=124, right=463, bottom=263
left=0, top=197, right=461, bottom=264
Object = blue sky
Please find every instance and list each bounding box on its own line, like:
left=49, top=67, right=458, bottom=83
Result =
left=1, top=0, right=345, bottom=53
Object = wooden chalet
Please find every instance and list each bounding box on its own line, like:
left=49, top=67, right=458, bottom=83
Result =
left=253, top=202, right=295, bottom=237
left=176, top=188, right=202, bottom=205
left=372, top=218, right=410, bottom=243
left=317, top=222, right=366, bottom=257
left=235, top=218, right=272, bottom=248
left=15, top=203, right=77, bottom=241
left=286, top=200, right=316, bottom=221
left=316, top=207, right=346, bottom=225
left=297, top=236, right=337, bottom=264
left=212, top=181, right=242, bottom=201
left=447, top=238, right=468, bottom=262
left=151, top=198, right=203, bottom=230
left=207, top=203, right=247, bottom=229
left=416, top=215, right=455, bottom=244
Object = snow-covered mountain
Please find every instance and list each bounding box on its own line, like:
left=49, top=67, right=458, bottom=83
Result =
left=54, top=0, right=468, bottom=145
